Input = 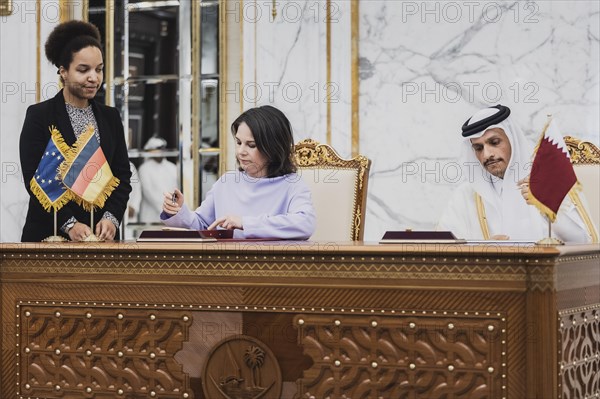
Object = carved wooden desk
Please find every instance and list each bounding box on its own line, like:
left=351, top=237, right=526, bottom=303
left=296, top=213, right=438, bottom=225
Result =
left=1, top=242, right=598, bottom=398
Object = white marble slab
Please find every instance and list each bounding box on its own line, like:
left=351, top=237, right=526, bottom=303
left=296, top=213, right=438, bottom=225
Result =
left=243, top=0, right=327, bottom=142
left=359, top=0, right=600, bottom=240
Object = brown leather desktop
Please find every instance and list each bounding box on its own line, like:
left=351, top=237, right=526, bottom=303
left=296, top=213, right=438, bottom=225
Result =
left=1, top=241, right=598, bottom=398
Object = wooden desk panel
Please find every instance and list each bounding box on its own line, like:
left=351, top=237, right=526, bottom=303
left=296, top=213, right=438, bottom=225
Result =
left=1, top=242, right=598, bottom=398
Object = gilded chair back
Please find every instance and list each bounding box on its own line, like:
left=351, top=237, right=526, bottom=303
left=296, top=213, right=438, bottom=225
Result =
left=294, top=139, right=371, bottom=241
left=564, top=136, right=600, bottom=241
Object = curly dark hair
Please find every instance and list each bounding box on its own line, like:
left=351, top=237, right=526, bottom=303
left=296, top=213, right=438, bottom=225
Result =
left=44, top=20, right=102, bottom=70
left=231, top=105, right=297, bottom=178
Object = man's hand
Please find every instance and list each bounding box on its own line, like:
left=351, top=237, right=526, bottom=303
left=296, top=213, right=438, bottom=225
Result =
left=95, top=219, right=117, bottom=241
left=517, top=177, right=533, bottom=205
left=208, top=216, right=243, bottom=231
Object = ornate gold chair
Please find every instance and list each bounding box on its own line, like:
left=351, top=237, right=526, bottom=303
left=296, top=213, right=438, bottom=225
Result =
left=294, top=139, right=371, bottom=241
left=564, top=136, right=600, bottom=242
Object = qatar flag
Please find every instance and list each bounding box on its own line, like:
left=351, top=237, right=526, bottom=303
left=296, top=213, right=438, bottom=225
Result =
left=529, top=119, right=577, bottom=222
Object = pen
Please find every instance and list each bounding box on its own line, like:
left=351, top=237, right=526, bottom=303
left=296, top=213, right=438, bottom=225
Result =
left=171, top=192, right=176, bottom=205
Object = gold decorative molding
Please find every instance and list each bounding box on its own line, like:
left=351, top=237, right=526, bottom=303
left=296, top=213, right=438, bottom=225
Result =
left=295, top=139, right=369, bottom=175
left=326, top=0, right=332, bottom=146
left=104, top=0, right=115, bottom=106
left=239, top=0, right=244, bottom=116
left=219, top=0, right=229, bottom=177
left=564, top=136, right=600, bottom=165
left=351, top=0, right=359, bottom=157
left=13, top=300, right=511, bottom=318
left=192, top=1, right=201, bottom=207
left=59, top=0, right=76, bottom=22
left=0, top=0, right=13, bottom=16
left=564, top=136, right=599, bottom=243
left=82, top=0, right=88, bottom=21
left=2, top=257, right=531, bottom=283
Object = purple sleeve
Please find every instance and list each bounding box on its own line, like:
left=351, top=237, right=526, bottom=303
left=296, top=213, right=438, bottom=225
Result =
left=241, top=182, right=316, bottom=240
left=160, top=186, right=217, bottom=230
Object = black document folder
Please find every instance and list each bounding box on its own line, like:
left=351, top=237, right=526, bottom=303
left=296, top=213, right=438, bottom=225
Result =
left=137, top=230, right=218, bottom=242
left=379, top=231, right=466, bottom=244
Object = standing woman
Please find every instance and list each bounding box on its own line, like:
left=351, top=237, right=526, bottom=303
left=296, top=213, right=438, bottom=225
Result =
left=19, top=21, right=131, bottom=242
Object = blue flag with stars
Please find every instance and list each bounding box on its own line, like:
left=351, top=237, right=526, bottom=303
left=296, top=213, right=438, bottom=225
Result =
left=29, top=127, right=71, bottom=211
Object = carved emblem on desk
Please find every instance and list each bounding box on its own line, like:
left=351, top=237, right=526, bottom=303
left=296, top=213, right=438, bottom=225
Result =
left=203, top=335, right=282, bottom=399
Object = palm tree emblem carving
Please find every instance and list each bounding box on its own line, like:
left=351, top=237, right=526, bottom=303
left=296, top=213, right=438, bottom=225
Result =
left=244, top=345, right=266, bottom=388
left=203, top=335, right=281, bottom=399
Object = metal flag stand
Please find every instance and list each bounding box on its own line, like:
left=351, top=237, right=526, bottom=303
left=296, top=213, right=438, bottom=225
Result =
left=83, top=207, right=101, bottom=242
left=42, top=209, right=68, bottom=242
left=536, top=217, right=564, bottom=246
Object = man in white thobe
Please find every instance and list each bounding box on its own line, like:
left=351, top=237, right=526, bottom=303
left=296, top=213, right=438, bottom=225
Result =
left=438, top=105, right=594, bottom=243
left=138, top=137, right=178, bottom=224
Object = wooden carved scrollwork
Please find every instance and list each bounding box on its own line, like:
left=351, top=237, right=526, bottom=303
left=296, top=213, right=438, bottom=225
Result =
left=294, top=313, right=505, bottom=398
left=18, top=306, right=192, bottom=398
left=564, top=136, right=600, bottom=165
left=559, top=307, right=600, bottom=398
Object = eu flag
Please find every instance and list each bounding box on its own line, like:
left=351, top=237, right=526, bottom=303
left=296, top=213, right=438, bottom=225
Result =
left=30, top=127, right=71, bottom=211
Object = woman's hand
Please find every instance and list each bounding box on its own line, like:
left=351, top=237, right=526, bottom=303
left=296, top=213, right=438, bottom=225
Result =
left=95, top=219, right=116, bottom=241
left=163, top=188, right=184, bottom=216
left=208, top=216, right=243, bottom=231
left=68, top=222, right=92, bottom=242
left=517, top=177, right=533, bottom=205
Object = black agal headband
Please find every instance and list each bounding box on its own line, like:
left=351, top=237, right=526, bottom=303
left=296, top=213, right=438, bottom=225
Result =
left=461, top=105, right=511, bottom=137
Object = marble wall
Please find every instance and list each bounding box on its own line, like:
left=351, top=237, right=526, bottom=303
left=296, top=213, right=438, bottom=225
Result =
left=1, top=0, right=598, bottom=242
left=240, top=0, right=599, bottom=240
left=359, top=0, right=599, bottom=239
left=0, top=0, right=62, bottom=242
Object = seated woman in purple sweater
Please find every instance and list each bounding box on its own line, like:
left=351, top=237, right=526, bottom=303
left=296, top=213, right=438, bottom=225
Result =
left=161, top=105, right=316, bottom=240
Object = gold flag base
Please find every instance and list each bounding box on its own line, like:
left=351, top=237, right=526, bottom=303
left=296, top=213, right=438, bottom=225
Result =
left=83, top=234, right=103, bottom=242
left=42, top=235, right=68, bottom=242
left=536, top=237, right=564, bottom=246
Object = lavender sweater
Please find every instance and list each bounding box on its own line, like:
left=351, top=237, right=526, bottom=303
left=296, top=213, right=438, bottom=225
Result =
left=161, top=171, right=316, bottom=239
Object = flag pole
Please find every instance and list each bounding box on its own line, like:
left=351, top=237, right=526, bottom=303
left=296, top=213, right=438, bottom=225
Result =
left=42, top=209, right=67, bottom=242
left=84, top=208, right=101, bottom=242
left=536, top=216, right=564, bottom=246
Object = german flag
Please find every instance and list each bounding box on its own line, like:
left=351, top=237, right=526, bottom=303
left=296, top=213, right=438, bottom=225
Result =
left=59, top=125, right=119, bottom=210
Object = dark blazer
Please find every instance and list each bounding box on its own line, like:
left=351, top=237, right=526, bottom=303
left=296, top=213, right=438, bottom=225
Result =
left=19, top=90, right=132, bottom=242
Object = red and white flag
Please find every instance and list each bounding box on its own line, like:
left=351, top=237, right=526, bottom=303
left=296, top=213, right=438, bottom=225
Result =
left=529, top=118, right=577, bottom=222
